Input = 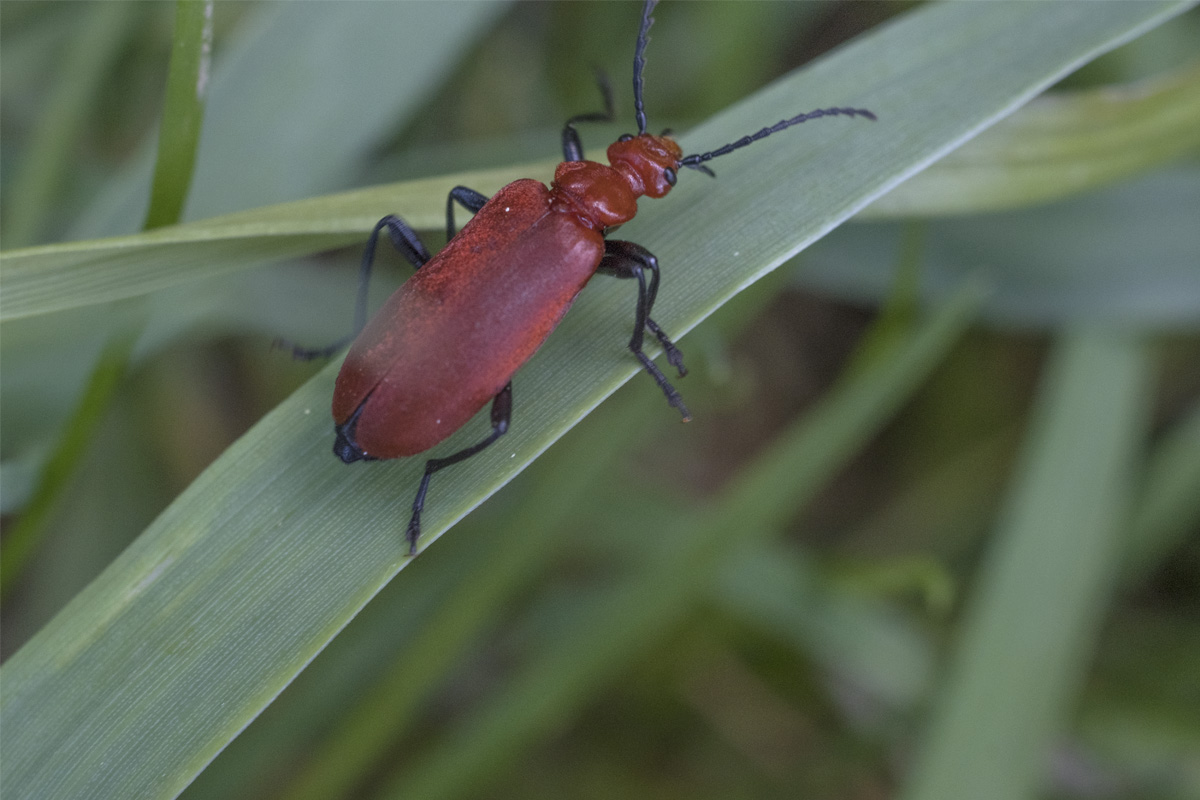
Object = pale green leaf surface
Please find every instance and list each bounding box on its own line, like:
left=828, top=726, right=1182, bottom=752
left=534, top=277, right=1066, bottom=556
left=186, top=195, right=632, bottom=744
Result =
left=0, top=3, right=1189, bottom=799
left=803, top=167, right=1200, bottom=328
left=902, top=328, right=1152, bottom=800
left=862, top=60, right=1200, bottom=218
left=1, top=171, right=531, bottom=321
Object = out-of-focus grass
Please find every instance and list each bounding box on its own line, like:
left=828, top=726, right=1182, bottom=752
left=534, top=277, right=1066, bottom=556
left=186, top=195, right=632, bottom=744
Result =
left=2, top=3, right=1198, bottom=800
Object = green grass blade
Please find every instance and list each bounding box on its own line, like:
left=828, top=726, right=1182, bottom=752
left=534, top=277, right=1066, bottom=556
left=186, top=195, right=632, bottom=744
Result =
left=1126, top=400, right=1200, bottom=581
left=901, top=327, right=1153, bottom=800
left=0, top=3, right=1187, bottom=798
left=143, top=0, right=213, bottom=231
left=863, top=60, right=1200, bottom=218
left=0, top=171, right=530, bottom=322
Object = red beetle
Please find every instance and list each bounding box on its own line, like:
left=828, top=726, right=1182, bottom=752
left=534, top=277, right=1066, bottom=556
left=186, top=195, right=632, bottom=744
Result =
left=288, top=0, right=874, bottom=553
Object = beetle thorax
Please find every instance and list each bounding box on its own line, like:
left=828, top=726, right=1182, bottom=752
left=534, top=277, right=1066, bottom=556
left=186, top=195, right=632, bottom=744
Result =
left=550, top=160, right=639, bottom=231
left=549, top=134, right=681, bottom=232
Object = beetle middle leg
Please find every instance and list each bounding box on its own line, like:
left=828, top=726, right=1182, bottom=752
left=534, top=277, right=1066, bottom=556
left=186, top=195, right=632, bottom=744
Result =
left=279, top=214, right=432, bottom=360
left=406, top=382, right=513, bottom=555
left=597, top=240, right=690, bottom=421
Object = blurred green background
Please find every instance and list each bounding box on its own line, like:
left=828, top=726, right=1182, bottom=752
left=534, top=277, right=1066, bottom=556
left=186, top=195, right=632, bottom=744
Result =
left=2, top=2, right=1198, bottom=799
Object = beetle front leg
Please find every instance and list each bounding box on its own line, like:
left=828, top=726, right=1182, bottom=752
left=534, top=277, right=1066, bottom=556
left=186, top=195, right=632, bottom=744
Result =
left=278, top=214, right=433, bottom=360
left=598, top=240, right=690, bottom=421
left=406, top=382, right=513, bottom=555
left=561, top=71, right=614, bottom=162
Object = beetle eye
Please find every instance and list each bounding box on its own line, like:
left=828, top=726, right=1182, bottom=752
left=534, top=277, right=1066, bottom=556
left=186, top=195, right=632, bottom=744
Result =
left=663, top=167, right=677, bottom=186
left=618, top=133, right=634, bottom=142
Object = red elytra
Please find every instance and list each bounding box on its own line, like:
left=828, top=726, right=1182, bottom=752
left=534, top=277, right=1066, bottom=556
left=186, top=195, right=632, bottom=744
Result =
left=285, top=0, right=874, bottom=554
left=333, top=134, right=684, bottom=460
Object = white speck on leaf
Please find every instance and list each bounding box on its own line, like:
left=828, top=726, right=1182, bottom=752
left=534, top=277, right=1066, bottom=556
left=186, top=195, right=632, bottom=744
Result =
left=196, top=0, right=214, bottom=98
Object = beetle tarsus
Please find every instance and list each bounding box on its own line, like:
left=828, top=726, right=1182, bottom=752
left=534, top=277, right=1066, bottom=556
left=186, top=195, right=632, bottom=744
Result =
left=646, top=317, right=687, bottom=377
left=275, top=334, right=354, bottom=362
left=635, top=350, right=691, bottom=421
left=405, top=504, right=423, bottom=556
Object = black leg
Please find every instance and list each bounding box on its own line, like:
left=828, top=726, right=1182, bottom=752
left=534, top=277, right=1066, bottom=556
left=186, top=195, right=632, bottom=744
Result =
left=562, top=71, right=614, bottom=162
left=279, top=214, right=432, bottom=360
left=644, top=316, right=687, bottom=378
left=445, top=185, right=489, bottom=242
left=597, top=240, right=690, bottom=420
left=406, top=382, right=513, bottom=555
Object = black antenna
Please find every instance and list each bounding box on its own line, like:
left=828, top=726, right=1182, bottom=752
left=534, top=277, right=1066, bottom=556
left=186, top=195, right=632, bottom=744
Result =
left=679, top=107, right=877, bottom=172
left=633, top=0, right=659, bottom=135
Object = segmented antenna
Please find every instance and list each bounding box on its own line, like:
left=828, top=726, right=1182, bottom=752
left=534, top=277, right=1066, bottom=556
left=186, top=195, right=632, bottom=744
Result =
left=679, top=107, right=877, bottom=170
left=633, top=0, right=659, bottom=135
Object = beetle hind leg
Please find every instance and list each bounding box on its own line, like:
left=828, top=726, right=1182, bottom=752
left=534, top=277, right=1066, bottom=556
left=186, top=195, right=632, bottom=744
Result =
left=406, top=382, right=513, bottom=555
left=644, top=317, right=687, bottom=378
